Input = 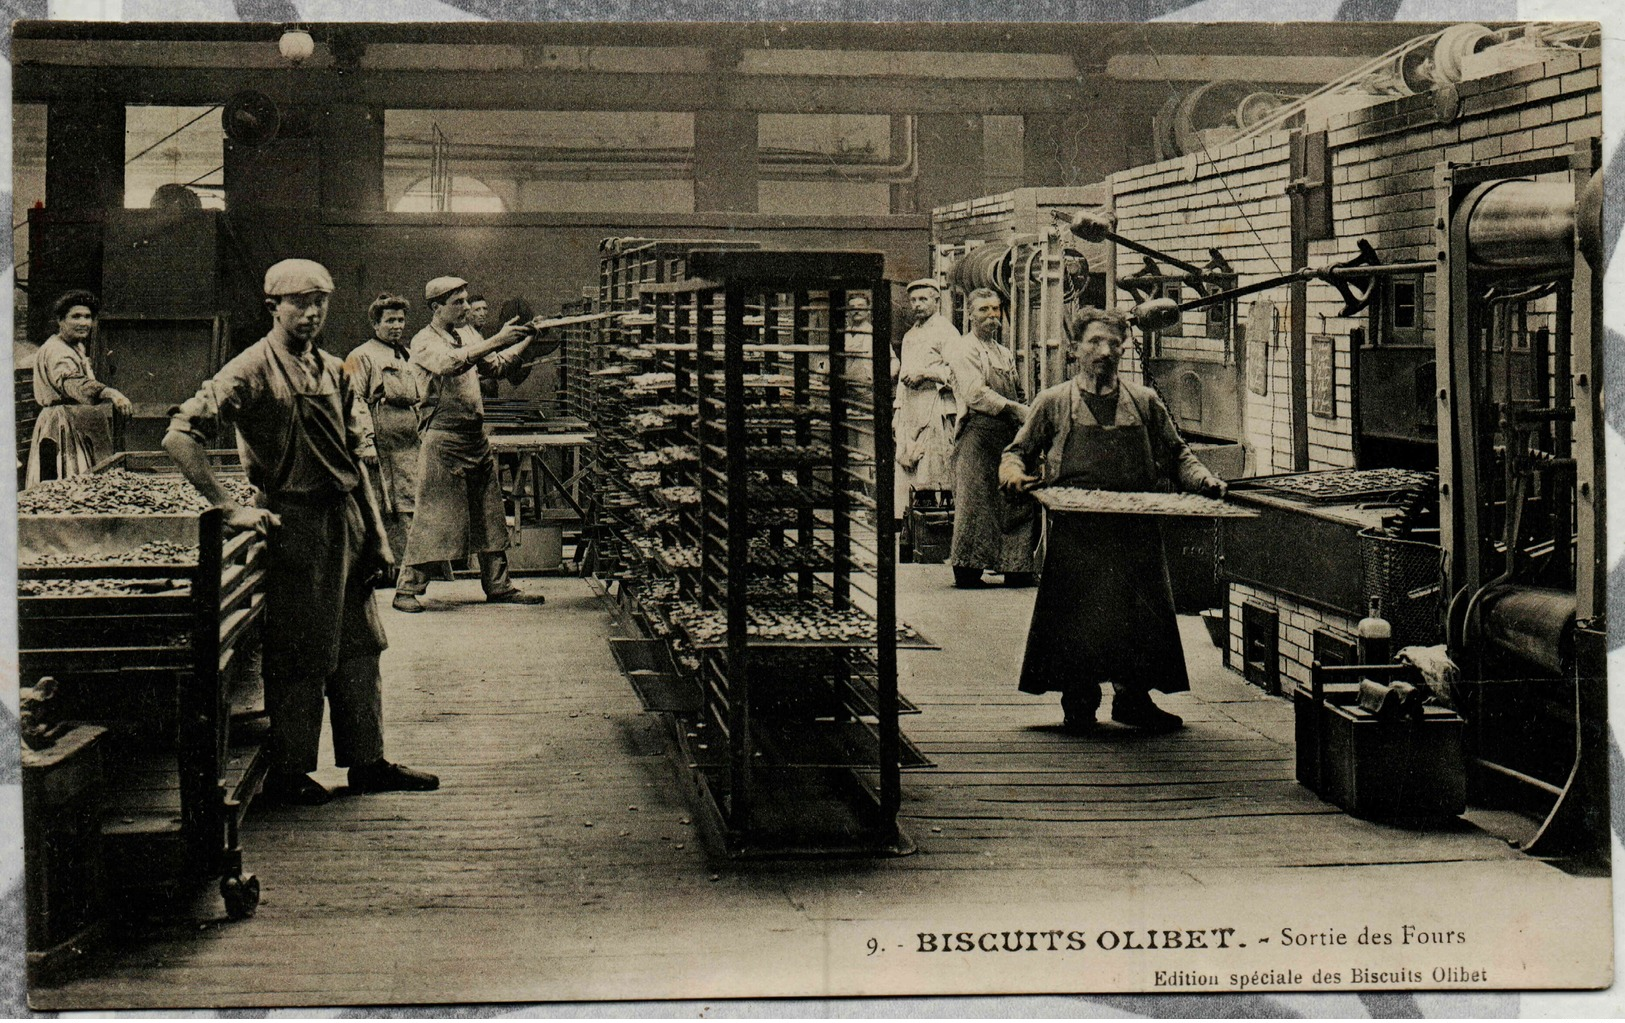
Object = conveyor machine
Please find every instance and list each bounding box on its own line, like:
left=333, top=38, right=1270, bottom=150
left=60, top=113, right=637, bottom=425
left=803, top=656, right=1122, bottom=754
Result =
left=1438, top=140, right=1607, bottom=858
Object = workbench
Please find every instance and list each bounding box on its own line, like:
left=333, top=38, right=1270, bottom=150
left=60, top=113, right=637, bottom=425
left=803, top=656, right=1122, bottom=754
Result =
left=488, top=430, right=595, bottom=573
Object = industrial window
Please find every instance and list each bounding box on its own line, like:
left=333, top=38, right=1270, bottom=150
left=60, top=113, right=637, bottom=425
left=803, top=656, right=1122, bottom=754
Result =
left=384, top=110, right=695, bottom=214
left=393, top=175, right=505, bottom=213
left=124, top=105, right=226, bottom=210
left=1159, top=283, right=1185, bottom=337
left=1375, top=273, right=1425, bottom=345
left=757, top=113, right=896, bottom=216
left=12, top=103, right=46, bottom=328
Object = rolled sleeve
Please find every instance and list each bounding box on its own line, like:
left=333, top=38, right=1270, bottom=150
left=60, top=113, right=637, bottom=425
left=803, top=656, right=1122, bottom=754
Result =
left=411, top=333, right=475, bottom=377
left=167, top=383, right=225, bottom=445
left=167, top=358, right=261, bottom=445
left=42, top=349, right=106, bottom=405
left=945, top=337, right=1009, bottom=418
left=1002, top=391, right=1057, bottom=477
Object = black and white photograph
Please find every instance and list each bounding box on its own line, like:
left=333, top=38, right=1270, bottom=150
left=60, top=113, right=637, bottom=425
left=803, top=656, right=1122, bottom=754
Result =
left=3, top=1, right=1620, bottom=1016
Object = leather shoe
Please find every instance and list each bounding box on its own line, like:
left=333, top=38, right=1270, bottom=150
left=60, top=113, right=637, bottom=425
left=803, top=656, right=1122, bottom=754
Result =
left=391, top=594, right=425, bottom=613
left=1059, top=715, right=1098, bottom=735
left=952, top=568, right=987, bottom=589
left=260, top=772, right=331, bottom=807
left=486, top=589, right=546, bottom=605
left=1004, top=572, right=1037, bottom=588
left=349, top=759, right=440, bottom=793
left=1111, top=695, right=1184, bottom=732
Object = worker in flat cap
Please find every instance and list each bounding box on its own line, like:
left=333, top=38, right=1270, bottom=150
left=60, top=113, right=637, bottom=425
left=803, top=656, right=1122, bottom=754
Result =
left=165, top=258, right=439, bottom=805
left=392, top=275, right=548, bottom=612
left=892, top=278, right=959, bottom=549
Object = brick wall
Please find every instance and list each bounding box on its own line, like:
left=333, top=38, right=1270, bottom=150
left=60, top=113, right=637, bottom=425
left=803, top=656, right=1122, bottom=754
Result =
left=1107, top=43, right=1600, bottom=477
left=1227, top=582, right=1359, bottom=694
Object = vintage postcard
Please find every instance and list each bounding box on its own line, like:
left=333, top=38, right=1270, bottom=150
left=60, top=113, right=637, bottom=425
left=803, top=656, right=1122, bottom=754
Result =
left=4, top=2, right=1619, bottom=1016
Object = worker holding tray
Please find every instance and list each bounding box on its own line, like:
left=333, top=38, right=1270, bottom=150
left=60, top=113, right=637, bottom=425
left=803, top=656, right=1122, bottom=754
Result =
left=999, top=306, right=1226, bottom=733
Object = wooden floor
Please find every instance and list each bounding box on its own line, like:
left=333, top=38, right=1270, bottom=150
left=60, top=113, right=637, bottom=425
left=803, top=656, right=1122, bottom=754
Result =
left=36, top=565, right=1594, bottom=1010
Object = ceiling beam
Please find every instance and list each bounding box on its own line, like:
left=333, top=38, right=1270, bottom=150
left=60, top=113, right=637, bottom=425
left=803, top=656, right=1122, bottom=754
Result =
left=13, top=65, right=1110, bottom=114
left=11, top=18, right=1445, bottom=57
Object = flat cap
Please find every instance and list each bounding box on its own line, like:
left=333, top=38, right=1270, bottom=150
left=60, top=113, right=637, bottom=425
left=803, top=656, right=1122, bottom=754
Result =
left=425, top=276, right=469, bottom=303
left=263, top=258, right=334, bottom=296
left=905, top=278, right=941, bottom=294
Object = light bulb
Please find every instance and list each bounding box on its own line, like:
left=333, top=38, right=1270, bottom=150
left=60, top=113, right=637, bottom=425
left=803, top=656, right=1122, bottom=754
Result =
left=278, top=28, right=315, bottom=63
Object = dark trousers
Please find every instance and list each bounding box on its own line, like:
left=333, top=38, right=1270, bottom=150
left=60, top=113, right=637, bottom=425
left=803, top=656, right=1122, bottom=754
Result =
left=397, top=550, right=515, bottom=598
left=267, top=654, right=385, bottom=774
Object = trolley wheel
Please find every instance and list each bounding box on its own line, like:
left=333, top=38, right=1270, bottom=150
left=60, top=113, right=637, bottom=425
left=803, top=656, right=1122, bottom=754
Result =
left=221, top=873, right=260, bottom=920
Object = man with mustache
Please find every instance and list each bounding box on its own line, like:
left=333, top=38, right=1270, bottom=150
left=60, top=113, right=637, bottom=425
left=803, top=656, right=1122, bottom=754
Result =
left=942, top=287, right=1037, bottom=588
left=1000, top=306, right=1226, bottom=733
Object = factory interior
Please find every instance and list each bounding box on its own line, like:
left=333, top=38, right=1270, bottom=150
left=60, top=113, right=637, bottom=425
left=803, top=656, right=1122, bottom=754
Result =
left=10, top=17, right=1613, bottom=1008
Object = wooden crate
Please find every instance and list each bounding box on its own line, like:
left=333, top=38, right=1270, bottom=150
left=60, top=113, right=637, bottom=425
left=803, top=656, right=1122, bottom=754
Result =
left=19, top=506, right=269, bottom=920
left=23, top=725, right=109, bottom=987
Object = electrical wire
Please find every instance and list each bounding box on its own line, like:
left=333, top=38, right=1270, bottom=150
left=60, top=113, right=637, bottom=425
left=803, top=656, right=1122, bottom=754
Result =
left=125, top=105, right=221, bottom=167
left=1133, top=26, right=1287, bottom=278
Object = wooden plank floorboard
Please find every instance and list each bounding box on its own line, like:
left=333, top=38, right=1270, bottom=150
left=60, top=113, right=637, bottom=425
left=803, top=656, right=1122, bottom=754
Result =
left=36, top=569, right=1549, bottom=1010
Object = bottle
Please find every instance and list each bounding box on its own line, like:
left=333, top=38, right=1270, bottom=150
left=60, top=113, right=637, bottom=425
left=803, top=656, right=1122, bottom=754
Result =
left=1357, top=596, right=1392, bottom=666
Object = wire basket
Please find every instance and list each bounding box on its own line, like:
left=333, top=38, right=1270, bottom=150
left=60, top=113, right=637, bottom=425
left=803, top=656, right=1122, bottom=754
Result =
left=1359, top=528, right=1444, bottom=650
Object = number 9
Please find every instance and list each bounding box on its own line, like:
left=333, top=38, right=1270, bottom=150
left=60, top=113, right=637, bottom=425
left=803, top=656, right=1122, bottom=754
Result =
left=866, top=938, right=879, bottom=956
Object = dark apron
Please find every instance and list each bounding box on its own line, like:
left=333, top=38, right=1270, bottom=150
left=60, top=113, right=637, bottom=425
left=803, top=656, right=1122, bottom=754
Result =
left=949, top=412, right=1038, bottom=573
left=261, top=355, right=387, bottom=692
left=1017, top=397, right=1190, bottom=696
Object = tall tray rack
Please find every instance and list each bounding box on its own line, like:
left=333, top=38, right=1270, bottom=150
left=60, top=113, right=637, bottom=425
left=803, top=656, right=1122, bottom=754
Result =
left=584, top=238, right=760, bottom=578
left=656, top=248, right=925, bottom=855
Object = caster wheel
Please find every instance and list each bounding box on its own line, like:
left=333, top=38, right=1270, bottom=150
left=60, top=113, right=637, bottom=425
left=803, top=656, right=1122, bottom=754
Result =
left=221, top=873, right=260, bottom=920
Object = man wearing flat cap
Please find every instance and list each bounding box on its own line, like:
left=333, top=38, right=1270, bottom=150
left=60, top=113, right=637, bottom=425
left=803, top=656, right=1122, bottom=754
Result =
left=893, top=278, right=958, bottom=538
left=393, top=275, right=546, bottom=612
left=165, top=258, right=439, bottom=805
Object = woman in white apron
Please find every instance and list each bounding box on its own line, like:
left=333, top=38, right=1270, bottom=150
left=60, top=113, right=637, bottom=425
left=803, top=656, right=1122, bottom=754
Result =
left=25, top=290, right=131, bottom=486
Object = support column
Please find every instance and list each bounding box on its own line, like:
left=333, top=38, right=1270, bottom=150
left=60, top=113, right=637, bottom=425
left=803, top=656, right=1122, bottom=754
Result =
left=320, top=104, right=386, bottom=211
left=46, top=98, right=124, bottom=209
left=693, top=108, right=758, bottom=213
left=913, top=113, right=984, bottom=215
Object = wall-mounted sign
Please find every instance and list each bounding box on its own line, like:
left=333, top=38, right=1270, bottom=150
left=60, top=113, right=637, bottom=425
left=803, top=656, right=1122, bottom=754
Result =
left=1245, top=298, right=1274, bottom=397
left=1311, top=334, right=1336, bottom=418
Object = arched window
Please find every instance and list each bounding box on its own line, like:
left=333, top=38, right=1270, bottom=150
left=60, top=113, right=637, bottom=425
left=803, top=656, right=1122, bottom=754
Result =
left=392, top=175, right=505, bottom=213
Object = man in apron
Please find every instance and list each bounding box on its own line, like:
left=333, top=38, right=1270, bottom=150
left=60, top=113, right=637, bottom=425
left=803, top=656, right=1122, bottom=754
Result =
left=892, top=279, right=958, bottom=537
left=392, top=276, right=546, bottom=613
left=943, top=287, right=1038, bottom=588
left=1000, top=307, right=1226, bottom=733
left=25, top=289, right=132, bottom=486
left=165, top=259, right=439, bottom=805
left=345, top=292, right=435, bottom=581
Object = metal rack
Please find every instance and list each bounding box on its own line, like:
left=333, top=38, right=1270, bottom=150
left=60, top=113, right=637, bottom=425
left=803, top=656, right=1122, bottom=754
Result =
left=18, top=502, right=268, bottom=920
left=580, top=238, right=760, bottom=577
left=628, top=248, right=929, bottom=856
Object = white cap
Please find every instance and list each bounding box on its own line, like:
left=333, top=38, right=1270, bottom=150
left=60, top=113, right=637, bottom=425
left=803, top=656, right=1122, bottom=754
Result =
left=263, top=258, right=334, bottom=297
left=425, top=276, right=469, bottom=303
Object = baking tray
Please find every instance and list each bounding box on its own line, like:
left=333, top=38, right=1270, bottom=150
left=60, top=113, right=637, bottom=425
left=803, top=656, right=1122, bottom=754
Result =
left=1033, top=488, right=1257, bottom=518
left=1241, top=468, right=1437, bottom=503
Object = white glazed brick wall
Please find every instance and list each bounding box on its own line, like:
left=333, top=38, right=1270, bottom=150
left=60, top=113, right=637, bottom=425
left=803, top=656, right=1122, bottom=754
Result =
left=1108, top=45, right=1600, bottom=476
left=1227, top=581, right=1360, bottom=694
